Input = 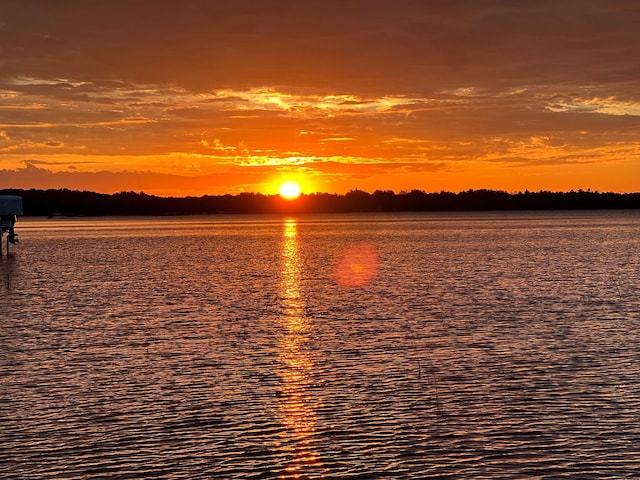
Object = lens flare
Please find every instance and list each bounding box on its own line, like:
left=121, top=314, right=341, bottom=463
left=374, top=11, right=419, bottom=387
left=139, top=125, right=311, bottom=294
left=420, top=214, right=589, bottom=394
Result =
left=334, top=243, right=379, bottom=288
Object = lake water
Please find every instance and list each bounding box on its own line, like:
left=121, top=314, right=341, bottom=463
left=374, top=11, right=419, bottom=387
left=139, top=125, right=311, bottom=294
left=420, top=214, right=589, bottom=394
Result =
left=1, top=211, right=639, bottom=479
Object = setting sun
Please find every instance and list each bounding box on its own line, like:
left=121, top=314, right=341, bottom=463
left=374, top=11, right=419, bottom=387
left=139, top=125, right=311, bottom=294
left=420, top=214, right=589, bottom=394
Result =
left=279, top=181, right=302, bottom=200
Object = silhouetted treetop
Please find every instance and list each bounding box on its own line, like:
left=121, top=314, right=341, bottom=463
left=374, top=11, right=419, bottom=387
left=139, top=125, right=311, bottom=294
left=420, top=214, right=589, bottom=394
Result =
left=1, top=188, right=638, bottom=216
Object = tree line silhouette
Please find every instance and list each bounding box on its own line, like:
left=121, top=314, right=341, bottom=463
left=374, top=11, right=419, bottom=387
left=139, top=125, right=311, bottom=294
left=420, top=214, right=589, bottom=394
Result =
left=1, top=188, right=639, bottom=216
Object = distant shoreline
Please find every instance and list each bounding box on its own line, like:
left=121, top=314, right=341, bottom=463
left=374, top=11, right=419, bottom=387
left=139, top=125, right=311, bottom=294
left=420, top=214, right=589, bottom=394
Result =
left=2, top=188, right=639, bottom=216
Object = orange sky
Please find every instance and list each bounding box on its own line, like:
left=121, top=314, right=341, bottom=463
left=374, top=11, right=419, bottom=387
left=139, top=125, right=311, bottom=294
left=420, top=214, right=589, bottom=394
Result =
left=1, top=1, right=639, bottom=196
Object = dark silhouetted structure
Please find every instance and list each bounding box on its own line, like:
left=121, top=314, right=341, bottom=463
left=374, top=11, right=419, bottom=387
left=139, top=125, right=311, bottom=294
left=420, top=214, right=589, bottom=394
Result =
left=0, top=195, right=22, bottom=256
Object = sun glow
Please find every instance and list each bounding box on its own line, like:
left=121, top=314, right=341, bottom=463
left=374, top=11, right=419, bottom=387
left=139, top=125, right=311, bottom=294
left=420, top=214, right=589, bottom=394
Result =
left=279, top=181, right=302, bottom=200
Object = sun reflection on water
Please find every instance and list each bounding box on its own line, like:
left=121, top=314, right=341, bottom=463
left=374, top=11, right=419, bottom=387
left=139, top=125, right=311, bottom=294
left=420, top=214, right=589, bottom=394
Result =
left=277, top=218, right=325, bottom=478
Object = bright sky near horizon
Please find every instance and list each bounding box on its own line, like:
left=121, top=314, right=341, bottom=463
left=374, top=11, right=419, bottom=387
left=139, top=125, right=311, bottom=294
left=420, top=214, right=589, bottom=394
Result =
left=1, top=0, right=639, bottom=197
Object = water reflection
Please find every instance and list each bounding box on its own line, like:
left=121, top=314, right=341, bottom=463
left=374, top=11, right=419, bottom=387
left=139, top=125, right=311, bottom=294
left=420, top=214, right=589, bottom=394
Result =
left=278, top=219, right=325, bottom=478
left=1, top=256, right=16, bottom=291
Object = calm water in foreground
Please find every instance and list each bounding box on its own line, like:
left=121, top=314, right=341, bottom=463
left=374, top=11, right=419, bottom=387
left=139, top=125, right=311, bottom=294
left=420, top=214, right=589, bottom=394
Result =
left=1, top=211, right=639, bottom=479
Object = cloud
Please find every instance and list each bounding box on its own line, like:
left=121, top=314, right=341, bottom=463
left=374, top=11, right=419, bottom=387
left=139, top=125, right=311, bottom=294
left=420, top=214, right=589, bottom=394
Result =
left=1, top=1, right=639, bottom=194
left=23, top=158, right=99, bottom=166
left=2, top=1, right=638, bottom=93
left=546, top=97, right=640, bottom=116
left=0, top=163, right=275, bottom=197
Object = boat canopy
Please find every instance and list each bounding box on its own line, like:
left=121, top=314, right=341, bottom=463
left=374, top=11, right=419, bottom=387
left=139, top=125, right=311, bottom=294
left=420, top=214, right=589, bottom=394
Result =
left=0, top=195, right=23, bottom=215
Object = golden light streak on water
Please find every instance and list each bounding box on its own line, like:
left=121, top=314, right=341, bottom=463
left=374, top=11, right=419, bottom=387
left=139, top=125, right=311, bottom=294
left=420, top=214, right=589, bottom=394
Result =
left=278, top=219, right=325, bottom=478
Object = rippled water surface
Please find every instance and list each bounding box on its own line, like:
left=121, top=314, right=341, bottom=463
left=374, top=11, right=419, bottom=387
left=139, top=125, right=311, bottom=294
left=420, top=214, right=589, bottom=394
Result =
left=2, top=211, right=640, bottom=479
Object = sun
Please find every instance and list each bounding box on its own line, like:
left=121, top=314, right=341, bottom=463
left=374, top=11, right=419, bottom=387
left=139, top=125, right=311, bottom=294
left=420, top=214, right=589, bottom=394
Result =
left=279, top=181, right=302, bottom=200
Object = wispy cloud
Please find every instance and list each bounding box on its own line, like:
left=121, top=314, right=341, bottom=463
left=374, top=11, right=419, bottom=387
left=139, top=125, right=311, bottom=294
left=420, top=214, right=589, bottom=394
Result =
left=547, top=97, right=640, bottom=116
